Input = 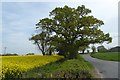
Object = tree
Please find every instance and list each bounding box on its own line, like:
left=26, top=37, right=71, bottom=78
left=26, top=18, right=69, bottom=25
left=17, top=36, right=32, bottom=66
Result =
left=30, top=30, right=55, bottom=55
left=87, top=50, right=90, bottom=54
left=30, top=31, right=49, bottom=55
left=91, top=45, right=96, bottom=53
left=2, top=53, right=18, bottom=56
left=79, top=45, right=89, bottom=54
left=26, top=53, right=34, bottom=55
left=33, top=5, right=112, bottom=59
left=97, top=46, right=107, bottom=52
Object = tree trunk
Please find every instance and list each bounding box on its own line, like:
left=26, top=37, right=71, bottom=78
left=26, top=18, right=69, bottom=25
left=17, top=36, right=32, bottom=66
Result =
left=36, top=41, right=45, bottom=56
left=42, top=51, right=45, bottom=55
left=49, top=50, right=52, bottom=55
left=82, top=49, right=85, bottom=54
left=68, top=51, right=78, bottom=59
left=67, top=46, right=78, bottom=59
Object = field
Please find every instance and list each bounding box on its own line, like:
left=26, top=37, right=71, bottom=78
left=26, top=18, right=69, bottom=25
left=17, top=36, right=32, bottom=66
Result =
left=91, top=52, right=120, bottom=61
left=1, top=55, right=95, bottom=79
left=1, top=55, right=63, bottom=79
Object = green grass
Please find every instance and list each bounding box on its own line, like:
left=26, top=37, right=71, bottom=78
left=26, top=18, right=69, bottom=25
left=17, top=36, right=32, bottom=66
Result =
left=23, top=55, right=94, bottom=78
left=91, top=52, right=120, bottom=61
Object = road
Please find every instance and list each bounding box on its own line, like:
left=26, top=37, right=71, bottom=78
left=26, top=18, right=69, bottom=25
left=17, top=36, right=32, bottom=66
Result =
left=83, top=54, right=119, bottom=78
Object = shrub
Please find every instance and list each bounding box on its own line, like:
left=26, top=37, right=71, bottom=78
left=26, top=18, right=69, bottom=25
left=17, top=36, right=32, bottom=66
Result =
left=26, top=53, right=34, bottom=55
left=2, top=53, right=18, bottom=56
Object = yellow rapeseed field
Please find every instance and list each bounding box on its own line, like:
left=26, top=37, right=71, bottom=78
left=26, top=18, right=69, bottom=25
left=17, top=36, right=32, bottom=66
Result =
left=0, top=55, right=63, bottom=78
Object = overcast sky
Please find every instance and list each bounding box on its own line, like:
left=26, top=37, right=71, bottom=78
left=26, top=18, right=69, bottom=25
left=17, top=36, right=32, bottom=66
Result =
left=1, top=0, right=119, bottom=54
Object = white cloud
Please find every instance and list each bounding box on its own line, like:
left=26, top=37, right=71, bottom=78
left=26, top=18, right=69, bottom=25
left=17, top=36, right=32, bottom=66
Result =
left=1, top=1, right=119, bottom=54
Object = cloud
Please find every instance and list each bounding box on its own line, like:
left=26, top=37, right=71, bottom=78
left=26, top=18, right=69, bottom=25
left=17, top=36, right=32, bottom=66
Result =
left=1, top=1, right=119, bottom=54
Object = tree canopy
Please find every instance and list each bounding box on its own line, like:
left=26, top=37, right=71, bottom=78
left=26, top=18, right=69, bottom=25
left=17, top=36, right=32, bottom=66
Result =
left=30, top=5, right=112, bottom=59
left=97, top=46, right=107, bottom=52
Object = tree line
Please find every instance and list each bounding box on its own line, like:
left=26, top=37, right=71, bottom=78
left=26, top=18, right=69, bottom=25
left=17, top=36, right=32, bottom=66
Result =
left=30, top=5, right=112, bottom=59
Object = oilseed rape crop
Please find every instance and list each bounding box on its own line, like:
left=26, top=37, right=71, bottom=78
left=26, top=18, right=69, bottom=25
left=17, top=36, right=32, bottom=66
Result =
left=1, top=55, right=63, bottom=79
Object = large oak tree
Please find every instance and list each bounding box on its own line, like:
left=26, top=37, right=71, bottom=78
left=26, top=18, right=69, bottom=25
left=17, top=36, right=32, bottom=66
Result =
left=31, top=5, right=112, bottom=59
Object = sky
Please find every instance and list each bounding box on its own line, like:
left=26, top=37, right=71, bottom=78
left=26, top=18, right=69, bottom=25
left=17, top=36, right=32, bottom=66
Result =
left=1, top=0, right=119, bottom=55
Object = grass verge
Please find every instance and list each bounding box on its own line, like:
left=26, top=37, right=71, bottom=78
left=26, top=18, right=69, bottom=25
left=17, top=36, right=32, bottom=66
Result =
left=23, top=55, right=94, bottom=79
left=91, top=52, right=120, bottom=61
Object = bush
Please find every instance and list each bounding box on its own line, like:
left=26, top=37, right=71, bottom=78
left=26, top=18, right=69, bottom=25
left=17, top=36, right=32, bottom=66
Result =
left=26, top=53, right=34, bottom=55
left=97, top=46, right=107, bottom=52
left=2, top=53, right=18, bottom=56
left=87, top=50, right=90, bottom=54
left=91, top=46, right=96, bottom=53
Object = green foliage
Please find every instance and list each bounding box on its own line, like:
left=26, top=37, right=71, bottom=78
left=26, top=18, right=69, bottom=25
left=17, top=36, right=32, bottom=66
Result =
left=2, top=53, right=18, bottom=56
left=30, top=31, right=54, bottom=55
left=23, top=55, right=94, bottom=78
left=79, top=45, right=89, bottom=54
left=32, top=5, right=112, bottom=59
left=91, top=52, right=120, bottom=61
left=97, top=46, right=107, bottom=52
left=26, top=53, right=34, bottom=55
left=91, top=46, right=96, bottom=53
left=87, top=50, right=90, bottom=54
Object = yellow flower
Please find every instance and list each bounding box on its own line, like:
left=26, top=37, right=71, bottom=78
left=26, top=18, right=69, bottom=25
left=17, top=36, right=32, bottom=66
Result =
left=1, top=55, right=63, bottom=78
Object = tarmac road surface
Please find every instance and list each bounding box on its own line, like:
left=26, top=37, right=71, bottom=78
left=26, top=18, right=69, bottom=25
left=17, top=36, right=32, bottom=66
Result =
left=83, top=54, right=119, bottom=78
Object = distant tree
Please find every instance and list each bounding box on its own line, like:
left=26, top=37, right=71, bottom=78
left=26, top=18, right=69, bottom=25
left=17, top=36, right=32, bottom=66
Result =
left=97, top=46, right=107, bottom=52
left=91, top=46, right=96, bottom=53
left=26, top=53, right=34, bottom=55
left=32, top=5, right=112, bottom=59
left=87, top=50, right=90, bottom=54
left=30, top=31, right=50, bottom=55
left=79, top=45, right=89, bottom=54
left=2, top=53, right=18, bottom=56
left=46, top=38, right=56, bottom=55
left=30, top=31, right=55, bottom=55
